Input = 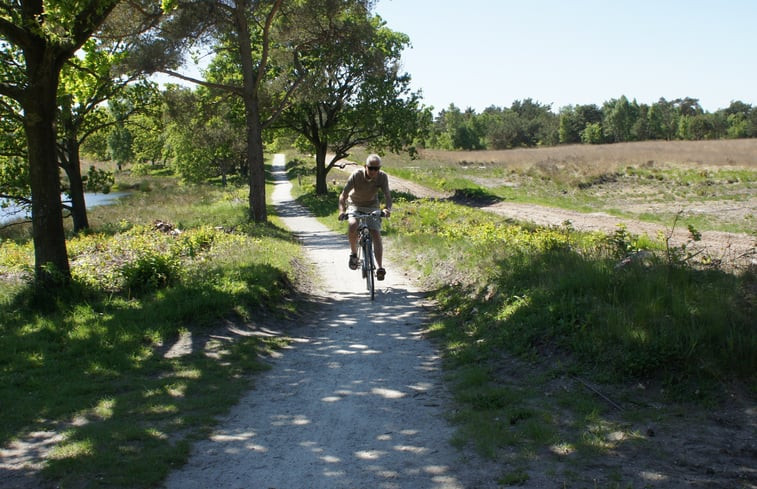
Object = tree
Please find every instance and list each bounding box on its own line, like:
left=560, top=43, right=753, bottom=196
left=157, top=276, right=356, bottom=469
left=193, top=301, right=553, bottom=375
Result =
left=128, top=105, right=168, bottom=167
left=580, top=122, right=603, bottom=144
left=647, top=98, right=679, bottom=140
left=162, top=85, right=245, bottom=184
left=107, top=124, right=134, bottom=169
left=603, top=96, right=640, bottom=143
left=559, top=104, right=602, bottom=144
left=721, top=100, right=754, bottom=139
left=0, top=90, right=30, bottom=212
left=631, top=103, right=651, bottom=141
left=510, top=98, right=556, bottom=147
left=673, top=97, right=703, bottom=117
left=132, top=0, right=303, bottom=223
left=56, top=32, right=159, bottom=233
left=479, top=106, right=520, bottom=149
left=432, top=104, right=465, bottom=150
left=277, top=0, right=425, bottom=194
left=558, top=106, right=582, bottom=144
left=0, top=0, right=120, bottom=285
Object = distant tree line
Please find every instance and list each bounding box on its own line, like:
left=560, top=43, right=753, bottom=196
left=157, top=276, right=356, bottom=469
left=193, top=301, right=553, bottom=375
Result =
left=423, top=96, right=757, bottom=150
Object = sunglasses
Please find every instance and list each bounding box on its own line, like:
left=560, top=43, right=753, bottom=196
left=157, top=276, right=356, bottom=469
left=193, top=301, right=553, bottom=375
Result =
left=367, top=166, right=381, bottom=172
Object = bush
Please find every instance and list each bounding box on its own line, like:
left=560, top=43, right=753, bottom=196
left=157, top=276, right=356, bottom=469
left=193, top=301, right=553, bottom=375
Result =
left=121, top=251, right=180, bottom=295
left=130, top=163, right=153, bottom=176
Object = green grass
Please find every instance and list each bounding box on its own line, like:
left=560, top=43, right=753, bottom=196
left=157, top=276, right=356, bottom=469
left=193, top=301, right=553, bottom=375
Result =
left=288, top=153, right=755, bottom=387
left=4, top=150, right=744, bottom=487
left=291, top=164, right=756, bottom=485
left=0, top=160, right=306, bottom=488
left=394, top=199, right=756, bottom=384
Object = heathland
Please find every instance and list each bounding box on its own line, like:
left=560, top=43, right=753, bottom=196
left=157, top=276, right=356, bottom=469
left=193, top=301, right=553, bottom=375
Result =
left=1, top=139, right=755, bottom=488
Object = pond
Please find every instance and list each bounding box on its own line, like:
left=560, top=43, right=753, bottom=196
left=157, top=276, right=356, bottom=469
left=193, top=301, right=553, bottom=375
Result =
left=0, top=192, right=130, bottom=226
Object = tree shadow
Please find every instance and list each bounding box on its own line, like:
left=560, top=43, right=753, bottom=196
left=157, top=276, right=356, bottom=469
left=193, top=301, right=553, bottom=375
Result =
left=163, top=282, right=471, bottom=489
left=0, top=261, right=320, bottom=488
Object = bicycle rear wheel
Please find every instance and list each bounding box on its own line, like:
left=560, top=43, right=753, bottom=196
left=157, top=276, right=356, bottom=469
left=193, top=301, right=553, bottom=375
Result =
left=363, top=239, right=375, bottom=300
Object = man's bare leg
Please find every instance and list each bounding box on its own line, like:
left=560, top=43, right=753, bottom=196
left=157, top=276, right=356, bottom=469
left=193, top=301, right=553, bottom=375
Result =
left=371, top=229, right=383, bottom=269
left=348, top=219, right=359, bottom=255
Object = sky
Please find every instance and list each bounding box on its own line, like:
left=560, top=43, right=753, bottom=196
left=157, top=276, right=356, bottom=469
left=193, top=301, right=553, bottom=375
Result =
left=374, top=0, right=757, bottom=114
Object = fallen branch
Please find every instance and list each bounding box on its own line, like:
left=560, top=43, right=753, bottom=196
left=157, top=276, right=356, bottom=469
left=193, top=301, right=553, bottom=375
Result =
left=572, top=375, right=623, bottom=411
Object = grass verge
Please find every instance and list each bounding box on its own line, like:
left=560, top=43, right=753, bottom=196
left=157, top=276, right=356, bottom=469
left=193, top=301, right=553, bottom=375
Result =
left=0, top=162, right=306, bottom=488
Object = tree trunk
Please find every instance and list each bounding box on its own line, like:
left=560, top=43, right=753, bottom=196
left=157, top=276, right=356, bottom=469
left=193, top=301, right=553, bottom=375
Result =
left=59, top=96, right=89, bottom=233
left=315, top=144, right=329, bottom=195
left=66, top=144, right=89, bottom=233
left=246, top=97, right=267, bottom=223
left=24, top=68, right=71, bottom=285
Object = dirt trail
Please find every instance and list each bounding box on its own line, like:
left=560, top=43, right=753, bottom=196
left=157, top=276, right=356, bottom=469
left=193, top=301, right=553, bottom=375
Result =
left=162, top=154, right=502, bottom=489
left=392, top=177, right=754, bottom=269
left=332, top=158, right=755, bottom=268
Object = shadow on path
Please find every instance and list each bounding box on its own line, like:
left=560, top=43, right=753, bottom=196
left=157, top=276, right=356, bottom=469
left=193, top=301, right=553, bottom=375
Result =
left=162, top=155, right=491, bottom=489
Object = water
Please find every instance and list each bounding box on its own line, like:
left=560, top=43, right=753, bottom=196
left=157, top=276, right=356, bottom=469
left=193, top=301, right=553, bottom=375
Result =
left=0, top=192, right=130, bottom=226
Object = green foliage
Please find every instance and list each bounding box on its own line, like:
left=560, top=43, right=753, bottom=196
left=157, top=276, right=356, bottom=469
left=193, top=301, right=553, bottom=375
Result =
left=388, top=199, right=756, bottom=385
left=278, top=3, right=426, bottom=193
left=559, top=104, right=603, bottom=144
left=0, top=173, right=302, bottom=488
left=0, top=155, right=31, bottom=199
left=603, top=96, right=640, bottom=142
left=121, top=250, right=180, bottom=294
left=84, top=165, right=114, bottom=193
left=162, top=86, right=244, bottom=184
left=423, top=96, right=757, bottom=151
left=580, top=122, right=604, bottom=144
left=107, top=125, right=134, bottom=168
left=129, top=162, right=153, bottom=176
left=432, top=100, right=558, bottom=151
left=0, top=239, right=33, bottom=272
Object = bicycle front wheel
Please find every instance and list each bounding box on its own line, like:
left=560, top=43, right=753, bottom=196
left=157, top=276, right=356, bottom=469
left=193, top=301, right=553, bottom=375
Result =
left=363, top=239, right=375, bottom=300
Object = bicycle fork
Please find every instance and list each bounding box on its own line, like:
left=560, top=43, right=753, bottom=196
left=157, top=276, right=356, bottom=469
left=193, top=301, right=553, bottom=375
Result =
left=359, top=227, right=373, bottom=277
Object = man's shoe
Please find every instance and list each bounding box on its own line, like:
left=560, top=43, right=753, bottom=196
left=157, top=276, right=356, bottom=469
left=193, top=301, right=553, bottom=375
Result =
left=376, top=268, right=386, bottom=280
left=349, top=254, right=359, bottom=270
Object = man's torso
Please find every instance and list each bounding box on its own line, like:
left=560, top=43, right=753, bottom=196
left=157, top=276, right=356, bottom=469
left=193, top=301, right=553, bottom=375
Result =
left=347, top=170, right=387, bottom=208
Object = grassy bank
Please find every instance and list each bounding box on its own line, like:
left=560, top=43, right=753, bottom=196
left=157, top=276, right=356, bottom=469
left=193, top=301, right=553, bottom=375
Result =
left=292, top=163, right=756, bottom=389
left=0, top=163, right=305, bottom=488
left=289, top=154, right=756, bottom=485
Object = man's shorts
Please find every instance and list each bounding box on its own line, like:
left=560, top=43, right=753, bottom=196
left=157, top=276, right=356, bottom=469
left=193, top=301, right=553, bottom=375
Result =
left=348, top=205, right=381, bottom=231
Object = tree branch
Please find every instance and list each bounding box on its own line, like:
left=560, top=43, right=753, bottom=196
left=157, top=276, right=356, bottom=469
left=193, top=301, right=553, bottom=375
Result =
left=158, top=69, right=244, bottom=96
left=0, top=81, right=24, bottom=101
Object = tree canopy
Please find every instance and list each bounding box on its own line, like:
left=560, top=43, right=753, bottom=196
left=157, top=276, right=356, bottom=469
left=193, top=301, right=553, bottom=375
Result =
left=0, top=0, right=121, bottom=285
left=277, top=1, right=426, bottom=194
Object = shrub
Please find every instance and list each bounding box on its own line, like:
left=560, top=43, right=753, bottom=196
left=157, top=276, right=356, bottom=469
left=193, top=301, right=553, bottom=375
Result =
left=121, top=251, right=180, bottom=295
left=129, top=163, right=152, bottom=176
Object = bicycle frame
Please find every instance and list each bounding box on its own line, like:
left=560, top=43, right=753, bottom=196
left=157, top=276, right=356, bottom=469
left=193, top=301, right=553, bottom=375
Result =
left=348, top=210, right=383, bottom=300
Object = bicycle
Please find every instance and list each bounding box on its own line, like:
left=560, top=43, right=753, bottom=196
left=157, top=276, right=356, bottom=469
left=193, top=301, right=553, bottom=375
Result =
left=340, top=209, right=385, bottom=300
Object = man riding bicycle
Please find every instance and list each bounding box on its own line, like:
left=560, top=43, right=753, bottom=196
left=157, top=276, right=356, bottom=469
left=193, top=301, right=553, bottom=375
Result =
left=338, top=154, right=392, bottom=280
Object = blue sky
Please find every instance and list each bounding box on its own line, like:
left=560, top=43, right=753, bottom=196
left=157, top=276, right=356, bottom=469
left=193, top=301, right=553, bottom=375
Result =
left=374, top=0, right=757, bottom=114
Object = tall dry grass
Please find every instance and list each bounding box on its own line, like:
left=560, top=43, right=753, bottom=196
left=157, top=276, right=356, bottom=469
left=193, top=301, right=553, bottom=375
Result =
left=419, top=139, right=757, bottom=174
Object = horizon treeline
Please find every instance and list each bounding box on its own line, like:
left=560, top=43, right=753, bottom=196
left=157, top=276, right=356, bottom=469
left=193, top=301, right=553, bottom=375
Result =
left=422, top=96, right=757, bottom=151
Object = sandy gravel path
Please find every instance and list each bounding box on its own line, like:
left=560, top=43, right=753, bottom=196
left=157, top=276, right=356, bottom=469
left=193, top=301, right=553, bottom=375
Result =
left=163, top=155, right=497, bottom=489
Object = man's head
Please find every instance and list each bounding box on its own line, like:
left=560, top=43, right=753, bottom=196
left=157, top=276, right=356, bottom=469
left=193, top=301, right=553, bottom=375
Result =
left=365, top=154, right=381, bottom=180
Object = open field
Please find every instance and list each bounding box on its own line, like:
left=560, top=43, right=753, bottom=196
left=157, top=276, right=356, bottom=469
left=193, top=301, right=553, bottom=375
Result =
left=342, top=140, right=756, bottom=270
left=419, top=139, right=757, bottom=169
left=372, top=140, right=757, bottom=233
